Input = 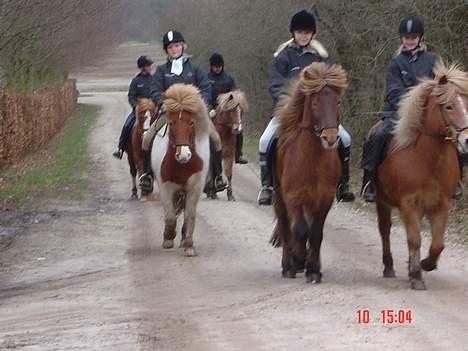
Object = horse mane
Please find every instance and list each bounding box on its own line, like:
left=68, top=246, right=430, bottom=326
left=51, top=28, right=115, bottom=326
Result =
left=163, top=83, right=210, bottom=135
left=276, top=62, right=348, bottom=147
left=136, top=98, right=155, bottom=115
left=217, top=90, right=249, bottom=114
left=394, top=61, right=468, bottom=150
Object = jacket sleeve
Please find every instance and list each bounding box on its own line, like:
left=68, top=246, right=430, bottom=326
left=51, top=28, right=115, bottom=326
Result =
left=195, top=66, right=212, bottom=109
left=230, top=75, right=237, bottom=90
left=151, top=66, right=165, bottom=107
left=128, top=79, right=137, bottom=109
left=384, top=60, right=406, bottom=111
left=268, top=53, right=289, bottom=106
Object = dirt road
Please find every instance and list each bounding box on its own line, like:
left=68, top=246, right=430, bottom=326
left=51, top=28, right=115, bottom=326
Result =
left=0, top=43, right=466, bottom=350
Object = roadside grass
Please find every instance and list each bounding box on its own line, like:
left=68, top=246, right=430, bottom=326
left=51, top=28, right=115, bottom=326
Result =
left=0, top=104, right=98, bottom=206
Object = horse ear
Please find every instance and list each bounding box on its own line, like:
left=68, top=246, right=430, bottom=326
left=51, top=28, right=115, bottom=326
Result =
left=228, top=94, right=234, bottom=100
left=439, top=75, right=448, bottom=85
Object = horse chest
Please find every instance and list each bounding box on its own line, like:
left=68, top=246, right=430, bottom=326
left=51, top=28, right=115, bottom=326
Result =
left=161, top=151, right=203, bottom=185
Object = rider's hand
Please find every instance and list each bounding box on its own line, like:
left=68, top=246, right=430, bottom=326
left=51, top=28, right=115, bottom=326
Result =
left=209, top=109, right=217, bottom=119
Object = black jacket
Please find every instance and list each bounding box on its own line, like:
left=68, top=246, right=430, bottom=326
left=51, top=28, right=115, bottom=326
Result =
left=151, top=58, right=212, bottom=108
left=384, top=48, right=436, bottom=113
left=269, top=42, right=327, bottom=108
left=207, top=71, right=236, bottom=107
left=128, top=72, right=152, bottom=109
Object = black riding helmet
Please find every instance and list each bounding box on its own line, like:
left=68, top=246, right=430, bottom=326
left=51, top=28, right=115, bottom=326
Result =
left=290, top=10, right=317, bottom=33
left=399, top=16, right=424, bottom=37
left=137, top=55, right=154, bottom=68
left=209, top=53, right=224, bottom=67
left=163, top=30, right=185, bottom=51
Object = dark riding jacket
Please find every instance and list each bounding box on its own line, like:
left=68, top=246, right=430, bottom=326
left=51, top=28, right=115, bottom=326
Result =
left=207, top=71, right=237, bottom=107
left=151, top=57, right=212, bottom=108
left=383, top=46, right=436, bottom=116
left=269, top=40, right=328, bottom=108
left=128, top=72, right=152, bottom=109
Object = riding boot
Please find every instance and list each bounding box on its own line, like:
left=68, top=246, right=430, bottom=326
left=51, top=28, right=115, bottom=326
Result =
left=337, top=146, right=355, bottom=202
left=361, top=169, right=376, bottom=202
left=213, top=150, right=228, bottom=192
left=235, top=133, right=248, bottom=164
left=139, top=149, right=154, bottom=194
left=257, top=153, right=273, bottom=206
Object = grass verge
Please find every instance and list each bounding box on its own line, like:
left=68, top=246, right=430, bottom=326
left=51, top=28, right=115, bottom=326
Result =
left=0, top=104, right=98, bottom=206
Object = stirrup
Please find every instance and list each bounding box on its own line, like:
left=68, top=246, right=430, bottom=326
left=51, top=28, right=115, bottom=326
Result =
left=257, top=186, right=273, bottom=206
left=361, top=181, right=376, bottom=203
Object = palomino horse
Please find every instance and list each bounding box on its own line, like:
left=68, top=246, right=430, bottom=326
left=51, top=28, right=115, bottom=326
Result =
left=214, top=90, right=249, bottom=201
left=124, top=98, right=155, bottom=199
left=271, top=62, right=348, bottom=283
left=375, top=62, right=468, bottom=290
left=152, top=84, right=211, bottom=256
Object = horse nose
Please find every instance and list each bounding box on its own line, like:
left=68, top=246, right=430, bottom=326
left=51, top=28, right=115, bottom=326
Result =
left=175, top=146, right=192, bottom=163
left=320, top=129, right=339, bottom=149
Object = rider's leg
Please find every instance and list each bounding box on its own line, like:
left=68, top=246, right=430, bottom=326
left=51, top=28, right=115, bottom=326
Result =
left=337, top=125, right=355, bottom=202
left=235, top=131, right=248, bottom=164
left=113, top=110, right=135, bottom=159
left=453, top=153, right=465, bottom=200
left=258, top=117, right=279, bottom=205
left=361, top=118, right=393, bottom=202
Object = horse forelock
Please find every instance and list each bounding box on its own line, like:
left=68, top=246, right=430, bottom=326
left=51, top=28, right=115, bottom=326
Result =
left=217, top=90, right=249, bottom=113
left=300, top=63, right=348, bottom=96
left=136, top=98, right=155, bottom=115
left=163, top=83, right=210, bottom=135
left=394, top=61, right=468, bottom=151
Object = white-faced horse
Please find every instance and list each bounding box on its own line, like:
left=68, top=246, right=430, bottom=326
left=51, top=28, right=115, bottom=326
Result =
left=152, top=84, right=212, bottom=256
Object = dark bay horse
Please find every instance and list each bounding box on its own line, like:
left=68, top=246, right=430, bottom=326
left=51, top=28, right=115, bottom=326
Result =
left=375, top=62, right=468, bottom=290
left=124, top=98, right=155, bottom=199
left=214, top=90, right=249, bottom=201
left=152, top=84, right=211, bottom=256
left=271, top=62, right=348, bottom=283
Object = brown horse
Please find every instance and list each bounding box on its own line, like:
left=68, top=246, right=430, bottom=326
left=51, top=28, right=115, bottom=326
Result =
left=152, top=84, right=212, bottom=256
left=124, top=98, right=155, bottom=199
left=214, top=90, right=249, bottom=201
left=375, top=62, right=468, bottom=290
left=271, top=62, right=348, bottom=283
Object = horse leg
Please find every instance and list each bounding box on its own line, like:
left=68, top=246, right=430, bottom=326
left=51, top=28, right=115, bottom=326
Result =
left=179, top=222, right=187, bottom=248
left=306, top=210, right=327, bottom=284
left=286, top=206, right=308, bottom=279
left=376, top=199, right=395, bottom=277
left=182, top=190, right=199, bottom=257
left=422, top=205, right=448, bottom=272
left=159, top=188, right=177, bottom=249
left=400, top=206, right=425, bottom=290
left=127, top=148, right=138, bottom=200
left=224, top=157, right=235, bottom=201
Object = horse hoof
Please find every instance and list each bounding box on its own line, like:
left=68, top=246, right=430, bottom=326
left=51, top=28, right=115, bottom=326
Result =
left=420, top=258, right=437, bottom=272
left=306, top=272, right=322, bottom=284
left=139, top=196, right=148, bottom=203
left=184, top=247, right=197, bottom=257
left=383, top=268, right=396, bottom=278
left=130, top=193, right=138, bottom=200
left=282, top=270, right=296, bottom=279
left=179, top=240, right=185, bottom=248
left=410, top=279, right=426, bottom=290
left=228, top=195, right=236, bottom=202
left=162, top=240, right=174, bottom=249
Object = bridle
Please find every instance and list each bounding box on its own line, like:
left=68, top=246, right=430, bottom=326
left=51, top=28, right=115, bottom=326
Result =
left=299, top=93, right=340, bottom=138
left=168, top=110, right=195, bottom=149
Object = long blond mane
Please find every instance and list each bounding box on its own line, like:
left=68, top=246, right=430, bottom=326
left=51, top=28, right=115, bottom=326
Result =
left=276, top=62, right=347, bottom=146
left=217, top=90, right=249, bottom=114
left=163, top=83, right=210, bottom=135
left=394, top=62, right=468, bottom=150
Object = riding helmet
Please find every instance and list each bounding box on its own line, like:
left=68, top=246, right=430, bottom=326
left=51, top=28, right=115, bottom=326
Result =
left=399, top=16, right=424, bottom=36
left=137, top=55, right=154, bottom=68
left=162, top=30, right=185, bottom=50
left=209, top=53, right=224, bottom=67
left=290, top=10, right=317, bottom=33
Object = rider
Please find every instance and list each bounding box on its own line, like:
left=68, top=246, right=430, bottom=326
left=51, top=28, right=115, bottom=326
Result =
left=112, top=55, right=154, bottom=159
left=141, top=30, right=228, bottom=192
left=361, top=16, right=464, bottom=202
left=257, top=10, right=355, bottom=206
left=208, top=52, right=248, bottom=164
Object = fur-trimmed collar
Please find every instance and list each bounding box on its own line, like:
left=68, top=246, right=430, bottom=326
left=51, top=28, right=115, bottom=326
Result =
left=395, top=43, right=428, bottom=56
left=274, top=38, right=328, bottom=58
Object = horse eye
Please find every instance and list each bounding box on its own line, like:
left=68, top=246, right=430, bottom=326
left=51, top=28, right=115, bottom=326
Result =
left=445, top=105, right=453, bottom=110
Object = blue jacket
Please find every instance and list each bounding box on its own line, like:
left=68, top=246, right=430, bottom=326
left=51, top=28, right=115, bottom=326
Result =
left=383, top=47, right=436, bottom=114
left=151, top=58, right=212, bottom=108
left=207, top=71, right=236, bottom=107
left=128, top=72, right=152, bottom=109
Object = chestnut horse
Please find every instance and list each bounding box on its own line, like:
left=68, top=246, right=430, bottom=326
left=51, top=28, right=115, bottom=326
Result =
left=124, top=98, right=155, bottom=199
left=375, top=62, right=468, bottom=290
left=214, top=90, right=249, bottom=201
left=271, top=63, right=348, bottom=283
left=152, top=84, right=212, bottom=256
